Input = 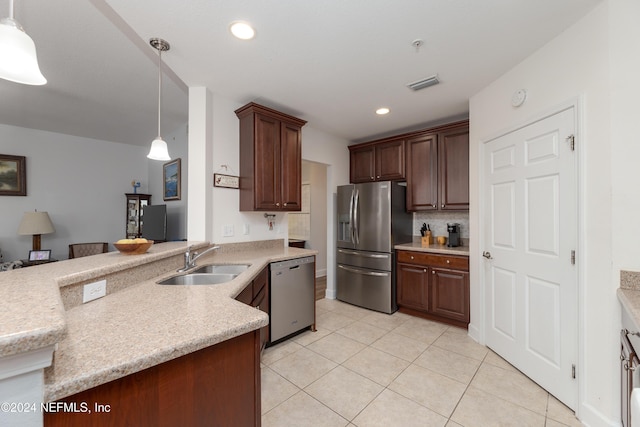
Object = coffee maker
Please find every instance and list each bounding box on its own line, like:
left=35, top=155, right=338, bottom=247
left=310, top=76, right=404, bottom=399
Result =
left=447, top=223, right=461, bottom=247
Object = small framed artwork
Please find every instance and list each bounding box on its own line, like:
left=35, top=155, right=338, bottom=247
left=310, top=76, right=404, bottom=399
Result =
left=163, top=158, right=181, bottom=201
left=213, top=173, right=239, bottom=189
left=0, top=154, right=26, bottom=196
left=29, top=249, right=51, bottom=261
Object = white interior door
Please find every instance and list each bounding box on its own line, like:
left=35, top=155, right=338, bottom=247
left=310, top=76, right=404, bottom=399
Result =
left=483, top=107, right=578, bottom=409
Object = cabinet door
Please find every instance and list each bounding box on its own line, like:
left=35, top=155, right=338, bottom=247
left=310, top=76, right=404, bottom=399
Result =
left=438, top=127, right=469, bottom=210
left=350, top=146, right=375, bottom=183
left=280, top=122, right=302, bottom=210
left=430, top=268, right=469, bottom=324
left=397, top=262, right=429, bottom=310
left=375, top=139, right=405, bottom=181
left=252, top=267, right=270, bottom=348
left=406, top=133, right=438, bottom=211
left=254, top=113, right=280, bottom=210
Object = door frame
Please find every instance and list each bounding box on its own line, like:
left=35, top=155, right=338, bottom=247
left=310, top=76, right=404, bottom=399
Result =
left=472, top=96, right=585, bottom=416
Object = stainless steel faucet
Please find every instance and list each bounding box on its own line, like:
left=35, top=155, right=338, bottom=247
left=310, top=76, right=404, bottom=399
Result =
left=178, top=245, right=221, bottom=272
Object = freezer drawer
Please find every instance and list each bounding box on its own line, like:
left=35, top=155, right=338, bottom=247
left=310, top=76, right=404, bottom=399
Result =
left=336, top=248, right=392, bottom=271
left=336, top=263, right=396, bottom=314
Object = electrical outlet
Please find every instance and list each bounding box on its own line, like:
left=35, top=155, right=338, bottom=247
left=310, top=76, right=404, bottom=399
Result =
left=243, top=223, right=250, bottom=235
left=83, top=280, right=106, bottom=303
left=223, top=224, right=234, bottom=237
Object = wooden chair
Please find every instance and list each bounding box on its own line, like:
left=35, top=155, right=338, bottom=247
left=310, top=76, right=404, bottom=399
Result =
left=68, top=242, right=108, bottom=259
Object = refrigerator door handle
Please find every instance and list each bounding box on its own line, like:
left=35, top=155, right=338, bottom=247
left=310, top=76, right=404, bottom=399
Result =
left=348, top=188, right=355, bottom=244
left=337, top=249, right=390, bottom=259
left=353, top=189, right=360, bottom=245
left=338, top=264, right=389, bottom=277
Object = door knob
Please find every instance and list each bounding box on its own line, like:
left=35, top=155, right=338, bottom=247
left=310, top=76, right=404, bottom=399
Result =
left=482, top=251, right=493, bottom=259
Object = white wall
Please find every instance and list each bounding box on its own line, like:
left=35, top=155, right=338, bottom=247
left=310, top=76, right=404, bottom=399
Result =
left=0, top=124, right=148, bottom=261
left=469, top=1, right=630, bottom=425
left=148, top=123, right=189, bottom=241
left=307, top=160, right=328, bottom=277
left=299, top=125, right=350, bottom=298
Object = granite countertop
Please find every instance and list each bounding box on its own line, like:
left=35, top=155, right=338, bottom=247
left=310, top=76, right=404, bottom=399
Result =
left=395, top=241, right=470, bottom=256
left=618, top=270, right=640, bottom=332
left=0, top=240, right=316, bottom=402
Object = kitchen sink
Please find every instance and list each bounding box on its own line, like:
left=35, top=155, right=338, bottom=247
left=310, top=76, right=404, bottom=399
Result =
left=157, top=273, right=238, bottom=286
left=191, top=264, right=250, bottom=275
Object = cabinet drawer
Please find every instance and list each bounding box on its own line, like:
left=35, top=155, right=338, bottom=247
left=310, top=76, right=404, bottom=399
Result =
left=397, top=250, right=468, bottom=271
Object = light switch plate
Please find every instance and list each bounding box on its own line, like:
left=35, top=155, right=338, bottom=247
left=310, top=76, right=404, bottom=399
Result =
left=223, top=225, right=234, bottom=237
left=83, top=279, right=106, bottom=303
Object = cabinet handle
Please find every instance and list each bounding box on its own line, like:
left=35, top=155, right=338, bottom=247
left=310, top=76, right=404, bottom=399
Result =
left=432, top=270, right=435, bottom=274
left=442, top=204, right=445, bottom=208
left=376, top=175, right=380, bottom=179
left=371, top=176, right=375, bottom=180
left=283, top=203, right=287, bottom=207
left=446, top=260, right=450, bottom=264
left=423, top=269, right=427, bottom=273
left=432, top=204, right=436, bottom=208
left=410, top=255, right=414, bottom=260
left=276, top=202, right=280, bottom=207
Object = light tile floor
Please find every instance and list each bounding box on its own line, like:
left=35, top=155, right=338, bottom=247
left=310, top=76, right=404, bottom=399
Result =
left=261, top=298, right=583, bottom=427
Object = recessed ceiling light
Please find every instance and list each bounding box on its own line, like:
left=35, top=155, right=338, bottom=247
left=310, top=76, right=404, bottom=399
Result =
left=376, top=107, right=390, bottom=115
left=230, top=21, right=255, bottom=40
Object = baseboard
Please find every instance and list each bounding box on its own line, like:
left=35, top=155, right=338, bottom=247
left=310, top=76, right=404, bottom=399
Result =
left=325, top=288, right=336, bottom=299
left=467, top=323, right=481, bottom=344
left=577, top=401, right=620, bottom=427
left=316, top=268, right=327, bottom=278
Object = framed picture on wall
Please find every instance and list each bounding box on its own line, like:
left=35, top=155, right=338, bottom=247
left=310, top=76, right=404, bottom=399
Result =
left=0, top=154, right=26, bottom=196
left=163, top=158, right=181, bottom=201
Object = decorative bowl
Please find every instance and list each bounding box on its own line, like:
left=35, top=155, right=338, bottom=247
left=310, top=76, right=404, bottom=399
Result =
left=436, top=236, right=447, bottom=245
left=113, top=240, right=154, bottom=255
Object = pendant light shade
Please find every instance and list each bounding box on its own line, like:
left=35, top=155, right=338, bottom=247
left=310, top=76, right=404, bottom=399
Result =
left=0, top=1, right=46, bottom=85
left=147, top=38, right=170, bottom=161
left=147, top=137, right=170, bottom=161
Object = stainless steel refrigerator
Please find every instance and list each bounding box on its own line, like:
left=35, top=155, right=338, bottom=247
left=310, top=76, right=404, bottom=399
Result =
left=336, top=181, right=412, bottom=314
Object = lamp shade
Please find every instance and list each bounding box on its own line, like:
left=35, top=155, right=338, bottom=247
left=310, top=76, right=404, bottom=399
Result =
left=147, top=137, right=171, bottom=161
left=0, top=18, right=46, bottom=85
left=18, top=211, right=55, bottom=235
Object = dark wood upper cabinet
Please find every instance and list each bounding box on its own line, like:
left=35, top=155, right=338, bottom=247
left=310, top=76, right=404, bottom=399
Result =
left=406, top=133, right=438, bottom=211
left=349, top=138, right=405, bottom=183
left=236, top=102, right=306, bottom=211
left=348, top=121, right=468, bottom=211
left=405, top=121, right=469, bottom=212
left=438, top=126, right=470, bottom=210
left=350, top=145, right=376, bottom=183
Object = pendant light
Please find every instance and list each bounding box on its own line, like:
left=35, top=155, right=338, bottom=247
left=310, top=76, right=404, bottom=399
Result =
left=147, top=38, right=171, bottom=161
left=0, top=0, right=46, bottom=85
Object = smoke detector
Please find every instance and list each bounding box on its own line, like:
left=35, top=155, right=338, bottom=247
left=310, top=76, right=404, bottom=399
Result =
left=407, top=74, right=440, bottom=91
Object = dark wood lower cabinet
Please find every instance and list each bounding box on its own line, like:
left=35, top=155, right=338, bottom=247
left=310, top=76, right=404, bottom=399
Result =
left=44, top=331, right=261, bottom=427
left=396, top=263, right=429, bottom=311
left=430, top=267, right=470, bottom=324
left=396, top=250, right=469, bottom=328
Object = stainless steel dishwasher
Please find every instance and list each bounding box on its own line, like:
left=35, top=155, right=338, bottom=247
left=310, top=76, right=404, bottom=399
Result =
left=269, top=256, right=315, bottom=343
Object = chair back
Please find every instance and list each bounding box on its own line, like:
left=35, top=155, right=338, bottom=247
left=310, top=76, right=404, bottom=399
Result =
left=69, top=242, right=108, bottom=259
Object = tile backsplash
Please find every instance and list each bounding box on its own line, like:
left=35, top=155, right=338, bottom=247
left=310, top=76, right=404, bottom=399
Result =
left=412, top=211, right=470, bottom=238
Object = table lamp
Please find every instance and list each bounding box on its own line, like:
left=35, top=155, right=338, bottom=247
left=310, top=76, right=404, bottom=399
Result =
left=18, top=211, right=55, bottom=251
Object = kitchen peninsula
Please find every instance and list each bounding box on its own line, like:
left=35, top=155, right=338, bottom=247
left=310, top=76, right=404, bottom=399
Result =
left=0, top=240, right=316, bottom=427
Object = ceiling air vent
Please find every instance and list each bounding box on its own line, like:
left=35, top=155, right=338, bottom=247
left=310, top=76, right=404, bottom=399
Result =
left=407, top=74, right=440, bottom=91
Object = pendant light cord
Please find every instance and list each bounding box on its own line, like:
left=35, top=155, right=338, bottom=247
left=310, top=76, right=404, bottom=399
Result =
left=9, top=0, right=13, bottom=19
left=157, top=48, right=162, bottom=139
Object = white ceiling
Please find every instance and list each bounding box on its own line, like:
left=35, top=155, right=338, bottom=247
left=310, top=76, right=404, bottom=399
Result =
left=0, top=0, right=602, bottom=146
